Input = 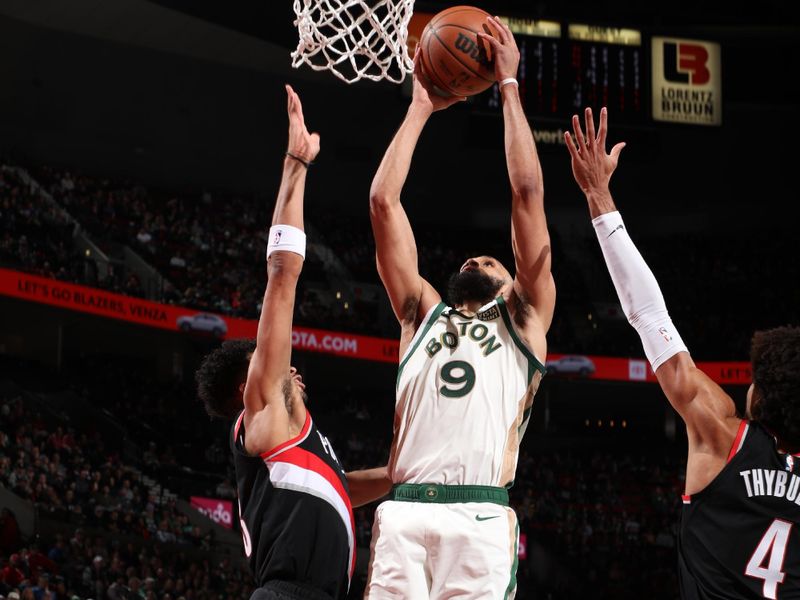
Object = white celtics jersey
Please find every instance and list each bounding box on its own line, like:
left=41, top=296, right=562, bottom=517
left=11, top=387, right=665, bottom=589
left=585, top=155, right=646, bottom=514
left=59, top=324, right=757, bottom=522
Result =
left=390, top=296, right=545, bottom=488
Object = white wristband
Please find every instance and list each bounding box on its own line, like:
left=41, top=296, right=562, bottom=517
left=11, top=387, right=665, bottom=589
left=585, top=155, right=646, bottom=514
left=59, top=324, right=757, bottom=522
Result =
left=500, top=77, right=518, bottom=87
left=267, top=224, right=306, bottom=259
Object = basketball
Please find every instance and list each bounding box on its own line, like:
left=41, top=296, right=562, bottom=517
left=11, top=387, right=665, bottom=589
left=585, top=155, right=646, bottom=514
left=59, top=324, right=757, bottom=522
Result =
left=419, top=6, right=496, bottom=97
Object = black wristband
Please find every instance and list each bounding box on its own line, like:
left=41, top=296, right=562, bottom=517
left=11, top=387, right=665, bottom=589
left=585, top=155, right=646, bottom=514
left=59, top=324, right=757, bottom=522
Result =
left=286, top=152, right=312, bottom=168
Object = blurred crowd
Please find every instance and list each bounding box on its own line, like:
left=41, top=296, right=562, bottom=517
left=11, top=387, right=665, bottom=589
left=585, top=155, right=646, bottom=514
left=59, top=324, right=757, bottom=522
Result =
left=0, top=531, right=251, bottom=600
left=0, top=167, right=144, bottom=297
left=0, top=352, right=687, bottom=599
left=0, top=168, right=79, bottom=285
left=0, top=368, right=251, bottom=600
left=0, top=393, right=213, bottom=549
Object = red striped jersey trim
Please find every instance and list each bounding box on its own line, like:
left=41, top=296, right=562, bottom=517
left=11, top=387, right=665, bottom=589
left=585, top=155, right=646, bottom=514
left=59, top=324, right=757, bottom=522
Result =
left=266, top=446, right=356, bottom=579
left=261, top=411, right=312, bottom=460
left=727, top=420, right=750, bottom=463
left=233, top=410, right=246, bottom=443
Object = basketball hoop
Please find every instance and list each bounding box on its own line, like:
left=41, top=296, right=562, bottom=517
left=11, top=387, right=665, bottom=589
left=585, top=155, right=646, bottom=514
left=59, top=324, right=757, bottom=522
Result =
left=291, top=0, right=415, bottom=84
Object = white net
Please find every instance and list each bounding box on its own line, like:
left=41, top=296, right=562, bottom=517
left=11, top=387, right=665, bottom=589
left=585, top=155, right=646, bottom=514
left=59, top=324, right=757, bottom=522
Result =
left=291, top=0, right=415, bottom=84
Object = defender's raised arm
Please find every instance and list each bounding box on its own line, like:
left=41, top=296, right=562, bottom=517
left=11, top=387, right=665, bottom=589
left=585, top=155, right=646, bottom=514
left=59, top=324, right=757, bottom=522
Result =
left=566, top=107, right=739, bottom=494
left=241, top=85, right=320, bottom=455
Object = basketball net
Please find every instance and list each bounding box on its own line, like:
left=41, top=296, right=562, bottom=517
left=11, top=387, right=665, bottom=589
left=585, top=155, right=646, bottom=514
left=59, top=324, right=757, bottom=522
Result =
left=291, top=0, right=415, bottom=84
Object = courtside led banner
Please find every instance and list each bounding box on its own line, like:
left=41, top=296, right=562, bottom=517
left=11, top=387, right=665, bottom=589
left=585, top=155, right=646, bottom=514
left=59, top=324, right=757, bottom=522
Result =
left=190, top=497, right=233, bottom=529
left=0, top=269, right=399, bottom=363
left=544, top=354, right=751, bottom=386
left=0, top=269, right=749, bottom=384
left=651, top=36, right=721, bottom=125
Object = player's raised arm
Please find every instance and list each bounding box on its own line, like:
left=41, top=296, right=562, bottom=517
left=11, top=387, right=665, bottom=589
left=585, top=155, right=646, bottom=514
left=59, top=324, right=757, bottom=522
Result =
left=480, top=17, right=555, bottom=349
left=566, top=107, right=739, bottom=493
left=242, top=85, right=320, bottom=455
left=369, top=51, right=464, bottom=329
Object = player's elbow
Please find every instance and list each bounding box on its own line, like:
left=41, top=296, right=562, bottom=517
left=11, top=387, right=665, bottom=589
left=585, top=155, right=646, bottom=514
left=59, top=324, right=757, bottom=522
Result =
left=267, top=252, right=303, bottom=281
left=369, top=191, right=398, bottom=219
left=656, top=358, right=705, bottom=409
left=513, top=180, right=544, bottom=204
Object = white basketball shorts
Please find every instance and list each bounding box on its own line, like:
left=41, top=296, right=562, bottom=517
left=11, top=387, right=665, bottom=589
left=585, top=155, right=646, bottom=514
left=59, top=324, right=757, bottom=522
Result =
left=364, top=500, right=519, bottom=599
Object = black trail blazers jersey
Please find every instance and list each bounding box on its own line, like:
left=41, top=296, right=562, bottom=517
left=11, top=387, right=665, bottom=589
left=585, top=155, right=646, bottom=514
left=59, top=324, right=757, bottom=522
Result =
left=679, top=420, right=800, bottom=599
left=231, top=409, right=355, bottom=599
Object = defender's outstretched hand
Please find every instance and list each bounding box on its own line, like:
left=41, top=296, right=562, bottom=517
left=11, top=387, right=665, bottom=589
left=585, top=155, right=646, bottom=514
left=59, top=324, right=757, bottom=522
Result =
left=565, top=107, right=626, bottom=196
left=411, top=48, right=467, bottom=114
left=286, top=84, right=320, bottom=164
left=478, top=16, right=520, bottom=83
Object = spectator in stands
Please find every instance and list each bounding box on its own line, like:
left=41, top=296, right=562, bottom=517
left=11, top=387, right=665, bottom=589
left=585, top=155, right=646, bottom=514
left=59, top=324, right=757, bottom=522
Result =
left=0, top=509, right=21, bottom=556
left=1, top=553, right=25, bottom=589
left=30, top=573, right=56, bottom=600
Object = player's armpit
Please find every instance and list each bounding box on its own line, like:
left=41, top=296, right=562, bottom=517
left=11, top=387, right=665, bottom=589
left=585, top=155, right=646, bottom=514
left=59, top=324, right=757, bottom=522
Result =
left=511, top=272, right=555, bottom=331
left=241, top=381, right=293, bottom=456
left=510, top=206, right=556, bottom=333
left=505, top=286, right=550, bottom=363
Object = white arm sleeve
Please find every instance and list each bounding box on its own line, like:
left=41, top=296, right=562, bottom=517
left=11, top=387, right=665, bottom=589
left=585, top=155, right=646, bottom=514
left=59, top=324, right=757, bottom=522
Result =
left=592, top=211, right=688, bottom=370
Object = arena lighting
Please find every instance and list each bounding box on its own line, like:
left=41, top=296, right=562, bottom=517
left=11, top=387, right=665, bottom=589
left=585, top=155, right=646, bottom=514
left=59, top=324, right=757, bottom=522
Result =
left=499, top=17, right=561, bottom=37
left=567, top=24, right=642, bottom=46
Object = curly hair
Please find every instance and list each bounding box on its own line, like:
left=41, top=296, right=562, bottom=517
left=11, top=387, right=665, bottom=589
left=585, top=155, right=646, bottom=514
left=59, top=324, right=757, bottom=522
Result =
left=750, top=326, right=800, bottom=453
left=196, top=339, right=256, bottom=419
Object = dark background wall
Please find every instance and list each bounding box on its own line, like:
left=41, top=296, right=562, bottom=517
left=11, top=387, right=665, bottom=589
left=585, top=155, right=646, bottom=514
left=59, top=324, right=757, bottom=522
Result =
left=0, top=0, right=798, bottom=234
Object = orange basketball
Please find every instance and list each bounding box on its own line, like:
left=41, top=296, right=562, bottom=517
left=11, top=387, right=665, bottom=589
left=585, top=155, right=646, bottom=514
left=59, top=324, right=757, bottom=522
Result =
left=419, top=6, right=496, bottom=97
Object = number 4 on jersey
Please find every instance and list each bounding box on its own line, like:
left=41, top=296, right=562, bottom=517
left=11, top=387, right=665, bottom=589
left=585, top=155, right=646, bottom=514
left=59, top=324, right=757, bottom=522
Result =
left=745, top=519, right=793, bottom=599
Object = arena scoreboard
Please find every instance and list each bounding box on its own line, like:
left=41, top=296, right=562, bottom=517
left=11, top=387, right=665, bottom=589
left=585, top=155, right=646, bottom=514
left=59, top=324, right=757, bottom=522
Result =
left=479, top=19, right=646, bottom=122
left=407, top=13, right=721, bottom=126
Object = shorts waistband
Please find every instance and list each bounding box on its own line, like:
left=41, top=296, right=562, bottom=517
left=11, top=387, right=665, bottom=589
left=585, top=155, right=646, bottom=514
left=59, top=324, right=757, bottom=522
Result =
left=391, top=483, right=509, bottom=505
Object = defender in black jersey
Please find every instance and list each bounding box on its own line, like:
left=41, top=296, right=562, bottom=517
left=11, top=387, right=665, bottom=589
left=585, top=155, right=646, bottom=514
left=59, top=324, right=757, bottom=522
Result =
left=231, top=403, right=354, bottom=600
left=196, top=87, right=391, bottom=600
left=567, top=107, right=800, bottom=599
left=680, top=420, right=800, bottom=599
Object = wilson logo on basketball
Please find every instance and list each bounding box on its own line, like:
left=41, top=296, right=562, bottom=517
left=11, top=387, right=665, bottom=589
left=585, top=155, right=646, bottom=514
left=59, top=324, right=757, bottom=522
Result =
left=454, top=33, right=490, bottom=67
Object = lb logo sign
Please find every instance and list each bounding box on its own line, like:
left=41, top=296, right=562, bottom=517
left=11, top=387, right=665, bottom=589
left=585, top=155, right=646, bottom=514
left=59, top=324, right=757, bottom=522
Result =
left=652, top=37, right=721, bottom=125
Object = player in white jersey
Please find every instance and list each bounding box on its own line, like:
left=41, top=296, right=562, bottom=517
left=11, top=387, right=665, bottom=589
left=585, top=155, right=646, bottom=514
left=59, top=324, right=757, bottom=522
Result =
left=365, top=17, right=555, bottom=599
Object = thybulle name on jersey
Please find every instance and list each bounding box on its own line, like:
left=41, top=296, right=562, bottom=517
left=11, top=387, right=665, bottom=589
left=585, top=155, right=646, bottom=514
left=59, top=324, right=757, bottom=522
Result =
left=739, top=467, right=800, bottom=505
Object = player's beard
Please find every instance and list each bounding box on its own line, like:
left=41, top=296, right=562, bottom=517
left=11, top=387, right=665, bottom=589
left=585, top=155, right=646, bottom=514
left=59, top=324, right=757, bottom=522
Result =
left=447, top=270, right=504, bottom=307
